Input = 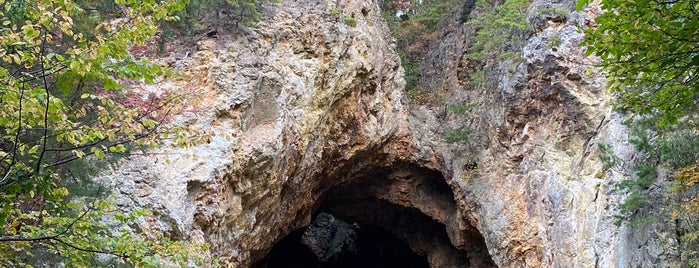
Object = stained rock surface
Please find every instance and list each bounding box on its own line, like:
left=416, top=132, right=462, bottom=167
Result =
left=99, top=0, right=675, bottom=267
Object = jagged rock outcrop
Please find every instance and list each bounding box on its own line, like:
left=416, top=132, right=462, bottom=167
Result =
left=100, top=0, right=675, bottom=267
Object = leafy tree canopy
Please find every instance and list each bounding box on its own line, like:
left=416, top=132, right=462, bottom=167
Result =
left=578, top=0, right=699, bottom=127
left=0, top=0, right=209, bottom=266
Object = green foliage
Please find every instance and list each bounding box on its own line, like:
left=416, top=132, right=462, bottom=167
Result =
left=610, top=117, right=661, bottom=223
left=468, top=69, right=486, bottom=89
left=546, top=36, right=562, bottom=48
left=343, top=16, right=357, bottom=27
left=579, top=0, right=699, bottom=127
left=656, top=130, right=699, bottom=169
left=381, top=0, right=459, bottom=96
left=382, top=0, right=458, bottom=33
left=613, top=192, right=649, bottom=225
left=464, top=0, right=532, bottom=61
left=411, top=0, right=459, bottom=32
left=0, top=197, right=208, bottom=266
left=605, top=115, right=699, bottom=263
left=450, top=103, right=477, bottom=115
left=161, top=0, right=272, bottom=42
left=445, top=104, right=475, bottom=143
left=446, top=126, right=471, bottom=143
left=0, top=0, right=206, bottom=265
left=597, top=143, right=620, bottom=170
left=579, top=0, right=699, bottom=261
left=399, top=51, right=420, bottom=90
left=462, top=0, right=531, bottom=113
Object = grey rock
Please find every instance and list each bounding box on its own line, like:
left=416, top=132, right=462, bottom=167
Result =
left=300, top=213, right=359, bottom=263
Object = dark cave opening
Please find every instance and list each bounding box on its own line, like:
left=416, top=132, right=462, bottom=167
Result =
left=254, top=164, right=495, bottom=268
left=257, top=218, right=430, bottom=268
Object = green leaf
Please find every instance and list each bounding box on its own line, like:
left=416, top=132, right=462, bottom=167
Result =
left=69, top=60, right=80, bottom=71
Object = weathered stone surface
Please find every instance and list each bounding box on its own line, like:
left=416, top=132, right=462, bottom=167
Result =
left=102, top=0, right=407, bottom=266
left=99, top=0, right=679, bottom=267
left=409, top=0, right=673, bottom=267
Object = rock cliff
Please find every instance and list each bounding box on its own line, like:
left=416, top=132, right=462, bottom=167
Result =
left=100, top=0, right=675, bottom=267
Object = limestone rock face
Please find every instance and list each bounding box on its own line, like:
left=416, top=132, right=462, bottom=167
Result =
left=103, top=0, right=407, bottom=266
left=101, top=0, right=673, bottom=267
left=408, top=0, right=670, bottom=266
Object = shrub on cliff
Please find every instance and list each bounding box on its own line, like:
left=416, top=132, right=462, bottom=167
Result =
left=381, top=0, right=460, bottom=94
left=464, top=0, right=532, bottom=62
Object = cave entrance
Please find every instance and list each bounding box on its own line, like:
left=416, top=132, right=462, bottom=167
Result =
left=254, top=164, right=495, bottom=268
left=257, top=216, right=429, bottom=268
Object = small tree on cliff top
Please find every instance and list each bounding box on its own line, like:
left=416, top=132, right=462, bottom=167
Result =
left=0, top=0, right=207, bottom=266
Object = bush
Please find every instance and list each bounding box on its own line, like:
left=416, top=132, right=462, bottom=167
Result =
left=343, top=16, right=357, bottom=27
left=461, top=0, right=531, bottom=120
left=381, top=0, right=460, bottom=94
left=159, top=0, right=273, bottom=44
left=607, top=114, right=699, bottom=263
left=445, top=104, right=475, bottom=143
left=465, top=0, right=532, bottom=62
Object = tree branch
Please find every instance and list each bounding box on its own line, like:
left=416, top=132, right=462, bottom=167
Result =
left=0, top=205, right=91, bottom=242
left=35, top=30, right=51, bottom=173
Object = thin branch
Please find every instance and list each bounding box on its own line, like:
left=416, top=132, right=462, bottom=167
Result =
left=35, top=30, right=51, bottom=172
left=1, top=64, right=68, bottom=87
left=0, top=206, right=91, bottom=242
left=47, top=237, right=127, bottom=258
left=44, top=137, right=110, bottom=152
left=48, top=110, right=170, bottom=167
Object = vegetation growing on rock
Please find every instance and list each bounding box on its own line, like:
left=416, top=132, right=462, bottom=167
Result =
left=381, top=0, right=460, bottom=100
left=579, top=0, right=699, bottom=264
left=463, top=0, right=531, bottom=92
